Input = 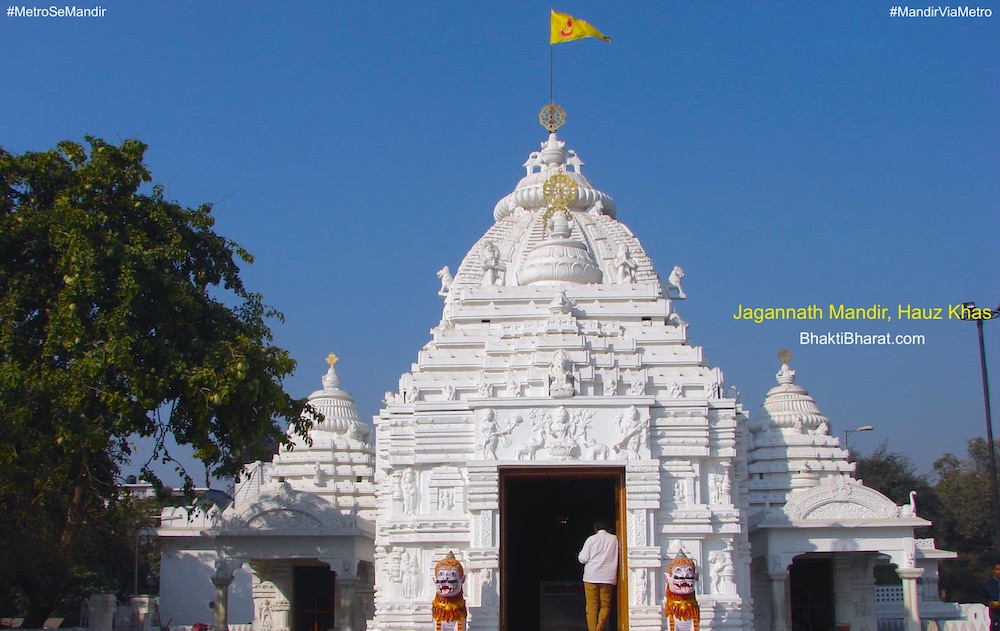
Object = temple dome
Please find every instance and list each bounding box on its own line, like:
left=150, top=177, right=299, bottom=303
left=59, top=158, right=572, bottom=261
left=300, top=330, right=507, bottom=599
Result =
left=443, top=131, right=663, bottom=295
left=493, top=133, right=617, bottom=221
left=750, top=362, right=830, bottom=434
left=305, top=361, right=369, bottom=439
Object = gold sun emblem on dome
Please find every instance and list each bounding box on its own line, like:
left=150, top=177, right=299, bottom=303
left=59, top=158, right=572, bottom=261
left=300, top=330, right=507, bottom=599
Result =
left=541, top=168, right=578, bottom=226
left=326, top=353, right=339, bottom=367
left=543, top=169, right=577, bottom=209
left=778, top=348, right=792, bottom=365
left=539, top=102, right=567, bottom=133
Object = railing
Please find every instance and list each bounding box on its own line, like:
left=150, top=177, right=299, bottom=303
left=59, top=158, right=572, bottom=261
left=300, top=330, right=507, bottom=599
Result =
left=876, top=617, right=989, bottom=631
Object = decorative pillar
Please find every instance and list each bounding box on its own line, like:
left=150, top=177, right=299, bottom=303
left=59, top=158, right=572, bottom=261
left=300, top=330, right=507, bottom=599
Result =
left=768, top=570, right=790, bottom=631
left=336, top=575, right=358, bottom=631
left=897, top=567, right=924, bottom=631
left=211, top=572, right=235, bottom=631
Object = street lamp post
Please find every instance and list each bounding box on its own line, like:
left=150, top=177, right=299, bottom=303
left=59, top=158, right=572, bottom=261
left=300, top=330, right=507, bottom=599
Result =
left=962, top=301, right=1000, bottom=552
left=842, top=425, right=875, bottom=453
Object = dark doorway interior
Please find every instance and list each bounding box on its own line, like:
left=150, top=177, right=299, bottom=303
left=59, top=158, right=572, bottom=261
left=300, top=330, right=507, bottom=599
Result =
left=502, top=470, right=621, bottom=631
left=293, top=565, right=336, bottom=631
left=790, top=556, right=835, bottom=631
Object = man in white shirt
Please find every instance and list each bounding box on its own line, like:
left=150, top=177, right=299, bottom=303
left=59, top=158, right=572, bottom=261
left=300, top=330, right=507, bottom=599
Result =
left=578, top=520, right=619, bottom=631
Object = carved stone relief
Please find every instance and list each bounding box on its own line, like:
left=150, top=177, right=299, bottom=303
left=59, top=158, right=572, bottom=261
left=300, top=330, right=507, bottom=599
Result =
left=442, top=385, right=456, bottom=401
left=512, top=407, right=610, bottom=461
left=628, top=375, right=645, bottom=396
left=505, top=374, right=522, bottom=398
left=632, top=568, right=649, bottom=605
left=603, top=372, right=618, bottom=396
left=246, top=510, right=322, bottom=529
left=548, top=349, right=575, bottom=398
left=709, top=540, right=736, bottom=594
left=480, top=241, right=504, bottom=286
left=400, top=468, right=418, bottom=516
left=613, top=405, right=647, bottom=460
left=479, top=409, right=522, bottom=460
left=708, top=463, right=731, bottom=506
left=401, top=549, right=420, bottom=599
left=673, top=478, right=689, bottom=508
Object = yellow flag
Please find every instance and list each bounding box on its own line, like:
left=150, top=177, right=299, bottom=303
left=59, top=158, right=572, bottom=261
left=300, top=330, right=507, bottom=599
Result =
left=550, top=9, right=612, bottom=45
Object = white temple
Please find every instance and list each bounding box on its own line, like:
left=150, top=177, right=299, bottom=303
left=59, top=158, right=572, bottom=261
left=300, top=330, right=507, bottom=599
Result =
left=158, top=115, right=954, bottom=631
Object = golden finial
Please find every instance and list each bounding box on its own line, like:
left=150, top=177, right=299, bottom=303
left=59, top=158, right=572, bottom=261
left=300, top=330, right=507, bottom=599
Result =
left=539, top=101, right=567, bottom=133
left=778, top=348, right=792, bottom=365
left=326, top=353, right=339, bottom=367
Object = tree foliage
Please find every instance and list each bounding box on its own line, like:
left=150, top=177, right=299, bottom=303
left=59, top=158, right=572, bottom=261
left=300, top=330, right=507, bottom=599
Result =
left=931, top=438, right=998, bottom=602
left=854, top=438, right=1000, bottom=602
left=0, top=138, right=314, bottom=625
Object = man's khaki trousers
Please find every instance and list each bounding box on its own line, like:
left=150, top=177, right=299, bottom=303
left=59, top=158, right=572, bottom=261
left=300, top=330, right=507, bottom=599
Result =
left=583, top=582, right=613, bottom=631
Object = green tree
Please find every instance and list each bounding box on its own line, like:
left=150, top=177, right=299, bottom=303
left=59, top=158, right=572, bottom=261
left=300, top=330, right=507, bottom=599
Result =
left=0, top=138, right=314, bottom=625
left=931, top=438, right=998, bottom=602
left=852, top=440, right=939, bottom=516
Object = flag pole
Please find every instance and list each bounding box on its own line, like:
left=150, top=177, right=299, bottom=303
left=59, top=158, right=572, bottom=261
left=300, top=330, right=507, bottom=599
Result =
left=549, top=44, right=554, bottom=102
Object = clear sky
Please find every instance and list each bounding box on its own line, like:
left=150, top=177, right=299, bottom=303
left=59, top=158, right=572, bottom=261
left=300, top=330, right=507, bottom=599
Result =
left=3, top=1, right=997, bottom=483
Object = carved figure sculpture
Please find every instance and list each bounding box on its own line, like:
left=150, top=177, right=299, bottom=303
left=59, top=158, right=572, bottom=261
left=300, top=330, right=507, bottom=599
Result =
left=437, top=266, right=453, bottom=297
left=544, top=406, right=576, bottom=457
left=514, top=414, right=545, bottom=460
left=900, top=490, right=917, bottom=517
left=708, top=472, right=722, bottom=506
left=479, top=410, right=521, bottom=460
left=603, top=374, right=617, bottom=396
left=667, top=382, right=683, bottom=398
left=614, top=405, right=646, bottom=459
left=431, top=551, right=467, bottom=631
left=439, top=488, right=455, bottom=511
left=635, top=568, right=649, bottom=606
left=548, top=349, right=575, bottom=398
left=403, top=551, right=420, bottom=599
left=401, top=468, right=418, bottom=515
left=708, top=547, right=734, bottom=594
left=480, top=241, right=504, bottom=286
left=628, top=376, right=645, bottom=396
left=505, top=375, right=521, bottom=397
left=705, top=381, right=721, bottom=399
left=258, top=599, right=273, bottom=631
left=614, top=245, right=638, bottom=284
left=667, top=265, right=687, bottom=299
left=674, top=479, right=688, bottom=507
left=477, top=375, right=492, bottom=398
left=664, top=552, right=700, bottom=631
left=579, top=415, right=610, bottom=460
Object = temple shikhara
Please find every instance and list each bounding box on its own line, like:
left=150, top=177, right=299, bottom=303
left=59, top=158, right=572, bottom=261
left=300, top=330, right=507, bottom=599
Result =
left=157, top=110, right=955, bottom=631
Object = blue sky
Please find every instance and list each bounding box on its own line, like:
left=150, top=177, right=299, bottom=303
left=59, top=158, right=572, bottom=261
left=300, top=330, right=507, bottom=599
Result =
left=3, top=1, right=997, bottom=482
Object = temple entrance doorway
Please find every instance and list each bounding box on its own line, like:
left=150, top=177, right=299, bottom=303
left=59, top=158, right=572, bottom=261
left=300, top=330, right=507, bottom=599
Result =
left=292, top=564, right=336, bottom=631
left=789, top=555, right=835, bottom=631
left=500, top=467, right=626, bottom=631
